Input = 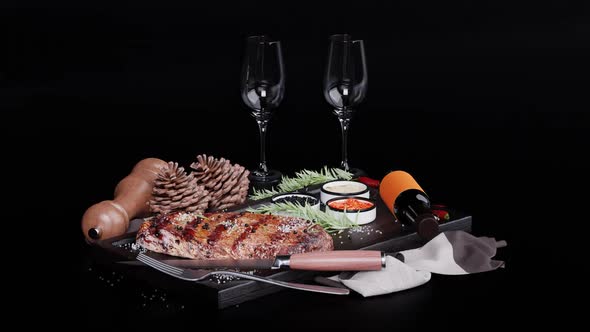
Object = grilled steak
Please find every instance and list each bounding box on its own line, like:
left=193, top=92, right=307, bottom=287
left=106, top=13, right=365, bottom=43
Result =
left=136, top=211, right=333, bottom=259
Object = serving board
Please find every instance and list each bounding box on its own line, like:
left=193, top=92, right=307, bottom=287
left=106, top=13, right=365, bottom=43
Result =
left=90, top=183, right=472, bottom=309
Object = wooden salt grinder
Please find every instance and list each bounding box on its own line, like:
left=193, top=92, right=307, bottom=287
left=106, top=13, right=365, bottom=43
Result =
left=81, top=158, right=168, bottom=243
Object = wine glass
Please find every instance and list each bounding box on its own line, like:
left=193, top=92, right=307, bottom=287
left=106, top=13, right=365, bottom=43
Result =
left=323, top=34, right=367, bottom=173
left=241, top=35, right=285, bottom=184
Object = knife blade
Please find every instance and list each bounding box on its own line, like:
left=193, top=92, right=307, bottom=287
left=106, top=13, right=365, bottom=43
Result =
left=117, top=250, right=388, bottom=271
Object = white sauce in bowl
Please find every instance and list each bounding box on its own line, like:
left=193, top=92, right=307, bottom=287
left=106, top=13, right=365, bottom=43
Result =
left=323, top=181, right=367, bottom=194
left=320, top=181, right=370, bottom=204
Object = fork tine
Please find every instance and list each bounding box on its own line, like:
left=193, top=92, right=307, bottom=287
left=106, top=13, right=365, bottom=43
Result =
left=137, top=255, right=182, bottom=275
left=148, top=259, right=183, bottom=274
left=137, top=258, right=177, bottom=276
left=137, top=253, right=183, bottom=273
left=137, top=253, right=183, bottom=275
left=136, top=253, right=172, bottom=269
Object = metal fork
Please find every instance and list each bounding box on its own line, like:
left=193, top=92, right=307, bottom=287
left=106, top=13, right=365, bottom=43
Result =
left=136, top=253, right=349, bottom=295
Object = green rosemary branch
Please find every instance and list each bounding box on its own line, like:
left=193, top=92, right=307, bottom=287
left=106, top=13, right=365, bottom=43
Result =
left=250, top=187, right=281, bottom=201
left=249, top=166, right=353, bottom=200
left=247, top=202, right=359, bottom=234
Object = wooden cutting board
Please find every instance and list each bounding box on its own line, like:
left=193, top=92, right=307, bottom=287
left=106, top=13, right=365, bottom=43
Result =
left=90, top=185, right=472, bottom=309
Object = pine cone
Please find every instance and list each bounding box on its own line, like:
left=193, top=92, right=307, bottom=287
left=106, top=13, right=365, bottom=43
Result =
left=148, top=162, right=211, bottom=215
left=190, top=154, right=250, bottom=211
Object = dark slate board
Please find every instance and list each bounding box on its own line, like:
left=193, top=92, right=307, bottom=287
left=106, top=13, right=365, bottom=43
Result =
left=91, top=184, right=472, bottom=309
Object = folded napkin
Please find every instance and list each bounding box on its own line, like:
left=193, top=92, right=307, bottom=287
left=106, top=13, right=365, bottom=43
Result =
left=400, top=230, right=507, bottom=275
left=323, top=231, right=506, bottom=297
left=335, top=256, right=432, bottom=297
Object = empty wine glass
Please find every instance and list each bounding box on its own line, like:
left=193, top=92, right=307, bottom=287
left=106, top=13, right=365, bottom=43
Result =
left=323, top=34, right=367, bottom=173
left=241, top=35, right=285, bottom=184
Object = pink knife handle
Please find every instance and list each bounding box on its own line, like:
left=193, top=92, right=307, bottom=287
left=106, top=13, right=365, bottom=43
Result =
left=289, top=250, right=384, bottom=271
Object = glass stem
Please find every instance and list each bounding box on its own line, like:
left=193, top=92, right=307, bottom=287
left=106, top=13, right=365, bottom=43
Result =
left=338, top=111, right=352, bottom=171
left=256, top=115, right=270, bottom=175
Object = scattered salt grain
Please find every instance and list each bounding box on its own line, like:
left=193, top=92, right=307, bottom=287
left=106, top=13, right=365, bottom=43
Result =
left=346, top=225, right=383, bottom=239
left=176, top=212, right=197, bottom=223
left=348, top=225, right=374, bottom=234
left=278, top=223, right=298, bottom=233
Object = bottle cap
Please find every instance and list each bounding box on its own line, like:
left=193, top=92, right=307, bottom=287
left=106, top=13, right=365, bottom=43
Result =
left=416, top=214, right=440, bottom=241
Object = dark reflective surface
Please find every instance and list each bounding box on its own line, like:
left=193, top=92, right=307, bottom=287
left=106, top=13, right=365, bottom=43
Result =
left=4, top=0, right=585, bottom=329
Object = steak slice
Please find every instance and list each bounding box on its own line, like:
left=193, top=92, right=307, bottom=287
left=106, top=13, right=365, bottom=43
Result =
left=136, top=211, right=333, bottom=259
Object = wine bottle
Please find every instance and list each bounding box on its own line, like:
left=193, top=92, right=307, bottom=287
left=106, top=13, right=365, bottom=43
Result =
left=379, top=170, right=440, bottom=240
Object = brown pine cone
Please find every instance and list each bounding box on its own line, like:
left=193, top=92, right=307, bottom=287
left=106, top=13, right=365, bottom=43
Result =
left=148, top=162, right=210, bottom=215
left=190, top=154, right=250, bottom=211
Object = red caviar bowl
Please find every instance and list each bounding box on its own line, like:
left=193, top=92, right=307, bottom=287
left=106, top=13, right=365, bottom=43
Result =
left=325, top=197, right=377, bottom=225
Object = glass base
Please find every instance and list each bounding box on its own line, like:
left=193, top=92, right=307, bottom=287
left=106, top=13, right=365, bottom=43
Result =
left=346, top=167, right=367, bottom=178
left=248, top=169, right=282, bottom=185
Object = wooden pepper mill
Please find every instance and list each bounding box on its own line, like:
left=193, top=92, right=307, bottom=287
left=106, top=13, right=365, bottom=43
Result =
left=81, top=158, right=168, bottom=243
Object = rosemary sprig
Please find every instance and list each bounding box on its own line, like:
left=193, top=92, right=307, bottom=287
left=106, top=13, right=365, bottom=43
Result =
left=250, top=187, right=280, bottom=200
left=247, top=202, right=359, bottom=234
left=195, top=213, right=210, bottom=220
left=249, top=166, right=353, bottom=200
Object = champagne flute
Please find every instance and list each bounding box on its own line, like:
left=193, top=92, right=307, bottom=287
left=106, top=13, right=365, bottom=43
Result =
left=323, top=34, right=367, bottom=173
left=241, top=35, right=285, bottom=184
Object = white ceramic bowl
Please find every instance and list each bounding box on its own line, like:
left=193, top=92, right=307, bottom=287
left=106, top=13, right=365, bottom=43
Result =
left=320, top=180, right=370, bottom=204
left=325, top=197, right=377, bottom=225
left=271, top=193, right=320, bottom=209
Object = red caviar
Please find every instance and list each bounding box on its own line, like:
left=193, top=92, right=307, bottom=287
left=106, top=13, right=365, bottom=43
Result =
left=328, top=198, right=374, bottom=210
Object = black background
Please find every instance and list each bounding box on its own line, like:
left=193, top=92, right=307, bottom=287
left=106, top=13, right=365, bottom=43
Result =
left=2, top=0, right=587, bottom=329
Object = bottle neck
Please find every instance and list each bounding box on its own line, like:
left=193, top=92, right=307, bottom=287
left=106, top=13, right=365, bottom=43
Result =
left=393, top=189, right=440, bottom=240
left=393, top=189, right=432, bottom=222
left=415, top=214, right=440, bottom=240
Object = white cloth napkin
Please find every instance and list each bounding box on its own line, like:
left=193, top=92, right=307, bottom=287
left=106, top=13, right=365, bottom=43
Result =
left=334, top=256, right=431, bottom=297
left=325, top=231, right=506, bottom=297
left=401, top=231, right=506, bottom=275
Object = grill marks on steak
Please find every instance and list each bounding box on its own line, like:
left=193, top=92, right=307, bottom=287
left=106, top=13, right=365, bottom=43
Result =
left=136, top=211, right=333, bottom=259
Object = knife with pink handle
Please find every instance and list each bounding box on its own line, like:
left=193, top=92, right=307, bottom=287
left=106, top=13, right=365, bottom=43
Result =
left=277, top=250, right=385, bottom=271
left=119, top=250, right=387, bottom=271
